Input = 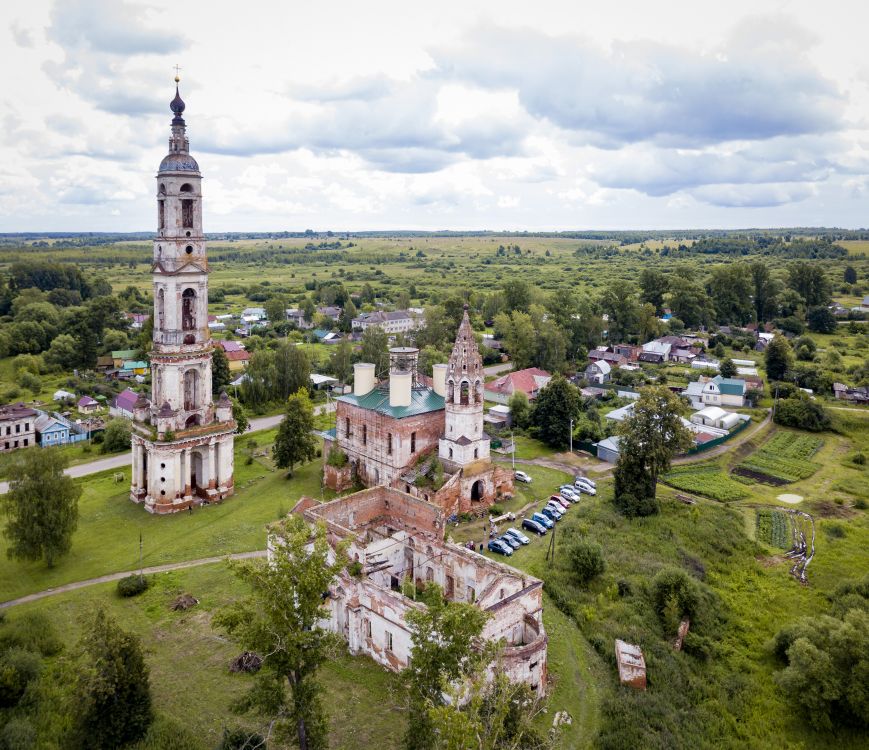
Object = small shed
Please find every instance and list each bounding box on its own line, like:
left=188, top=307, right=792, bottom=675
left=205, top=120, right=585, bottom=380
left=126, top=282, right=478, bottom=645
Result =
left=615, top=639, right=647, bottom=690
left=595, top=436, right=621, bottom=463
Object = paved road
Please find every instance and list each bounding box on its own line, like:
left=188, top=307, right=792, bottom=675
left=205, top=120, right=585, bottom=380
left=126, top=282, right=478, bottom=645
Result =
left=0, top=403, right=335, bottom=494
left=483, top=362, right=513, bottom=376
left=0, top=550, right=267, bottom=610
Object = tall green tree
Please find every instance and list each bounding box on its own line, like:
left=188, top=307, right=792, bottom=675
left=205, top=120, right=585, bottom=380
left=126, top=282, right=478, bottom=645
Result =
left=274, top=340, right=311, bottom=401
left=508, top=390, right=530, bottom=430
left=502, top=280, right=531, bottom=313
left=265, top=294, right=288, bottom=325
left=215, top=515, right=347, bottom=750
left=1, top=449, right=81, bottom=568
left=530, top=375, right=581, bottom=449
left=749, top=263, right=780, bottom=322
left=338, top=299, right=357, bottom=332
left=329, top=340, right=355, bottom=383
left=639, top=268, right=669, bottom=313
left=707, top=264, right=754, bottom=325
left=273, top=389, right=317, bottom=476
left=668, top=275, right=714, bottom=329
left=493, top=311, right=536, bottom=370
left=788, top=262, right=831, bottom=308
left=211, top=345, right=232, bottom=395
left=613, top=386, right=692, bottom=516
left=360, top=326, right=390, bottom=376
left=719, top=358, right=737, bottom=378
left=404, top=584, right=491, bottom=750
left=71, top=608, right=153, bottom=749
left=807, top=306, right=837, bottom=334
left=599, top=283, right=640, bottom=343
left=231, top=397, right=249, bottom=434
left=844, top=266, right=858, bottom=285
left=765, top=335, right=794, bottom=381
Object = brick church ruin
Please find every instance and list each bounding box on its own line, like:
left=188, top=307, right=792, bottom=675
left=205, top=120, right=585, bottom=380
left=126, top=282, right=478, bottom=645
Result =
left=289, top=486, right=548, bottom=695
left=323, top=306, right=514, bottom=516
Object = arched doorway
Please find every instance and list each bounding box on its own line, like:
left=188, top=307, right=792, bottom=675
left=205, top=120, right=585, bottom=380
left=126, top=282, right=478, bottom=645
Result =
left=183, top=369, right=198, bottom=411
left=190, top=451, right=203, bottom=496
left=471, top=480, right=483, bottom=502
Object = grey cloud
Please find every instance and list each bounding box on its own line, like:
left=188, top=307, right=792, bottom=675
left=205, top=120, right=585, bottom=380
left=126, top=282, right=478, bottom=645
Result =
left=10, top=21, right=34, bottom=48
left=49, top=0, right=185, bottom=55
left=434, top=25, right=844, bottom=146
left=689, top=182, right=816, bottom=208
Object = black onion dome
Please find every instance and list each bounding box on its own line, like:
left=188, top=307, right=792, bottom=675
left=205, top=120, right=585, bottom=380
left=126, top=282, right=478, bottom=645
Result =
left=170, top=85, right=186, bottom=115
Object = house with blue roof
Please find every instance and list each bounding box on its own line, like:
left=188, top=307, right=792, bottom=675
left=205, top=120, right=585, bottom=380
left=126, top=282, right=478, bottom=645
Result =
left=701, top=375, right=746, bottom=408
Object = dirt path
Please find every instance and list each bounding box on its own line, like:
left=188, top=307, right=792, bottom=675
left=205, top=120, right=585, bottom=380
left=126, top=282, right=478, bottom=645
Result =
left=0, top=550, right=267, bottom=611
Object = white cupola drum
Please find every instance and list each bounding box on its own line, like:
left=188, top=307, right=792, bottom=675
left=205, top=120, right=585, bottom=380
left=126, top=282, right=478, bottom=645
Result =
left=128, top=75, right=236, bottom=514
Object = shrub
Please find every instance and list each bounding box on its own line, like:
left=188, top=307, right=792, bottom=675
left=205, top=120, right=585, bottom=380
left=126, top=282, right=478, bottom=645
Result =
left=488, top=504, right=504, bottom=516
left=325, top=448, right=348, bottom=468
left=0, top=611, right=62, bottom=656
left=101, top=419, right=132, bottom=453
left=853, top=452, right=866, bottom=466
left=117, top=574, right=150, bottom=598
left=0, top=718, right=36, bottom=750
left=774, top=397, right=832, bottom=432
left=651, top=567, right=702, bottom=634
left=567, top=540, right=606, bottom=585
left=0, top=647, right=41, bottom=707
left=614, top=492, right=658, bottom=518
left=216, top=728, right=267, bottom=749
left=131, top=716, right=200, bottom=750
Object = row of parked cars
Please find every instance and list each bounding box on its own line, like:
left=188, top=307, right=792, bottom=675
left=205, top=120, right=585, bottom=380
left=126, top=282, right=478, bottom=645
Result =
left=487, top=474, right=598, bottom=556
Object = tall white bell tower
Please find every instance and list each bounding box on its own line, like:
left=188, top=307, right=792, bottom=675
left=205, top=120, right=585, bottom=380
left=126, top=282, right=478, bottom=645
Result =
left=129, top=76, right=236, bottom=513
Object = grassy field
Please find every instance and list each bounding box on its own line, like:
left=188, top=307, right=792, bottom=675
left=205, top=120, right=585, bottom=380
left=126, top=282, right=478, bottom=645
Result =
left=0, top=427, right=335, bottom=602
left=1, top=564, right=406, bottom=750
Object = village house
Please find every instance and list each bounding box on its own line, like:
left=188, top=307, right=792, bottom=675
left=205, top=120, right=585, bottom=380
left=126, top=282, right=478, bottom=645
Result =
left=700, top=375, right=747, bottom=408
left=585, top=359, right=611, bottom=385
left=287, top=486, right=548, bottom=695
left=639, top=340, right=671, bottom=363
left=110, top=388, right=140, bottom=419
left=833, top=382, right=869, bottom=404
left=217, top=340, right=250, bottom=372
left=324, top=309, right=513, bottom=516
left=35, top=413, right=70, bottom=447
left=612, top=343, right=642, bottom=362
left=317, top=305, right=342, bottom=322
left=0, top=403, right=37, bottom=452
left=484, top=367, right=552, bottom=405
left=111, top=349, right=139, bottom=368
left=588, top=347, right=627, bottom=367
left=77, top=396, right=100, bottom=414
left=286, top=308, right=314, bottom=330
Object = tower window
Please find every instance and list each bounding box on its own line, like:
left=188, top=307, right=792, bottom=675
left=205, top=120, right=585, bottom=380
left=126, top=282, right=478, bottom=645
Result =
left=460, top=382, right=469, bottom=405
left=181, top=199, right=193, bottom=227
left=180, top=183, right=193, bottom=193
left=158, top=200, right=165, bottom=230
left=345, top=417, right=351, bottom=438
left=185, top=245, right=193, bottom=254
left=159, top=183, right=166, bottom=195
left=410, top=432, right=416, bottom=453
left=181, top=288, right=196, bottom=331
left=362, top=424, right=367, bottom=445
left=387, top=433, right=393, bottom=455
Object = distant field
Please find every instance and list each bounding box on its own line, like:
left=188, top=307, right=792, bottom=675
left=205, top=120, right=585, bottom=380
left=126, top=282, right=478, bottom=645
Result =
left=839, top=239, right=869, bottom=257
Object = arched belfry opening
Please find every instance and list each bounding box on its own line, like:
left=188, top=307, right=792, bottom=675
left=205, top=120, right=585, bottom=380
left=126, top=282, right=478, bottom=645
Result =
left=460, top=381, right=470, bottom=406
left=183, top=369, right=199, bottom=411
left=182, top=288, right=196, bottom=331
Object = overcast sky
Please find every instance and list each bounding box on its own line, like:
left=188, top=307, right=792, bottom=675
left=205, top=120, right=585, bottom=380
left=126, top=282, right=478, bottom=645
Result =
left=1, top=0, right=868, bottom=232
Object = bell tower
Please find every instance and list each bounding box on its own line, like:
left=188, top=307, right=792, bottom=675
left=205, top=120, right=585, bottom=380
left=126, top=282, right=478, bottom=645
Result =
left=439, top=305, right=489, bottom=469
left=129, top=75, right=236, bottom=513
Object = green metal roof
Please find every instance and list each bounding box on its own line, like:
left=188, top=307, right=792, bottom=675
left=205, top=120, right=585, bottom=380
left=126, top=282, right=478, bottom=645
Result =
left=338, top=387, right=444, bottom=419
left=713, top=376, right=746, bottom=395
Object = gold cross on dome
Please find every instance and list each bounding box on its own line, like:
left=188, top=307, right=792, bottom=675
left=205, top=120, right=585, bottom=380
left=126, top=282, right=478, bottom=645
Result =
left=173, top=64, right=182, bottom=81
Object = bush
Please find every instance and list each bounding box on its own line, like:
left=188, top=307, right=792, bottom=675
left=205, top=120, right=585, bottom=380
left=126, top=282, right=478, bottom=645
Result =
left=774, top=397, right=832, bottom=432
left=568, top=540, right=605, bottom=585
left=0, top=611, right=62, bottom=656
left=216, top=728, right=267, bottom=749
left=0, top=718, right=36, bottom=750
left=651, top=567, right=702, bottom=635
left=0, top=647, right=41, bottom=707
left=101, top=419, right=132, bottom=453
left=853, top=452, right=866, bottom=466
left=325, top=448, right=348, bottom=468
left=131, top=716, right=200, bottom=750
left=488, top=504, right=504, bottom=516
left=117, top=574, right=150, bottom=597
left=614, top=492, right=658, bottom=518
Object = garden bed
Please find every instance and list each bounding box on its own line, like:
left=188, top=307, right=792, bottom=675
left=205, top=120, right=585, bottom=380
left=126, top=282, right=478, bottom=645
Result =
left=734, top=432, right=823, bottom=484
left=662, top=463, right=749, bottom=502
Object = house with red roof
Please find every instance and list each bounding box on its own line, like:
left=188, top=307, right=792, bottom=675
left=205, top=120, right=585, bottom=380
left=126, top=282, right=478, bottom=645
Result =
left=217, top=340, right=251, bottom=372
left=484, top=368, right=552, bottom=404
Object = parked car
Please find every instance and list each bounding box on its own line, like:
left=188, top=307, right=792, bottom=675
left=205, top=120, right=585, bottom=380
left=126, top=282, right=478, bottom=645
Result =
left=500, top=534, right=522, bottom=549
left=504, top=527, right=531, bottom=545
left=514, top=470, right=532, bottom=483
left=559, top=486, right=580, bottom=501
left=531, top=512, right=554, bottom=529
left=488, top=539, right=514, bottom=556
left=550, top=494, right=571, bottom=510
left=522, top=518, right=547, bottom=536
left=574, top=478, right=597, bottom=495
left=575, top=475, right=596, bottom=489
left=541, top=506, right=562, bottom=522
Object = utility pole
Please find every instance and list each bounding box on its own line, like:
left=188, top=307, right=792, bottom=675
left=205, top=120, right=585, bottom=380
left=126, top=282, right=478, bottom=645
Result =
left=138, top=531, right=143, bottom=578
left=569, top=418, right=574, bottom=454
left=510, top=429, right=515, bottom=470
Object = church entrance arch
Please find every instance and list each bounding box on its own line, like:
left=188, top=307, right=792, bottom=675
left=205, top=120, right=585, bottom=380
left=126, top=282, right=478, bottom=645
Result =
left=471, top=479, right=483, bottom=502
left=190, top=451, right=204, bottom=496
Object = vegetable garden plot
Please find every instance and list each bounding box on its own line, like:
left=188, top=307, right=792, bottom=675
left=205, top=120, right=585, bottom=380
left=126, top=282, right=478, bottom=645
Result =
left=734, top=432, right=823, bottom=484
left=662, top=463, right=749, bottom=502
left=755, top=508, right=792, bottom=549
